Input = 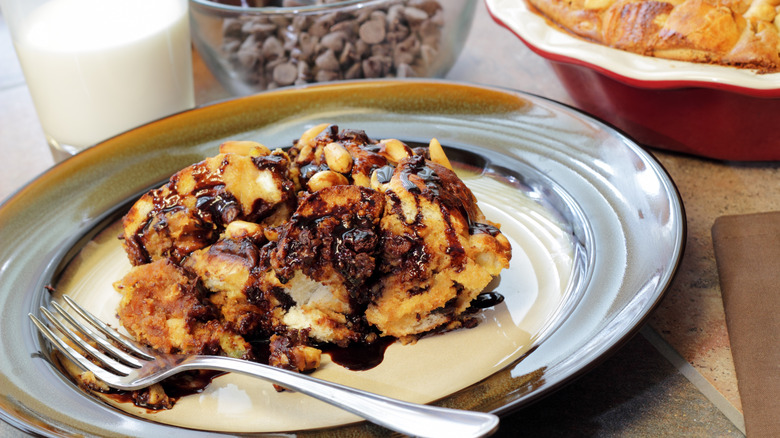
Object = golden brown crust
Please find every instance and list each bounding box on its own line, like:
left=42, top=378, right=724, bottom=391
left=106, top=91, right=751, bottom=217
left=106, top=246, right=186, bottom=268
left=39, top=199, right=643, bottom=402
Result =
left=602, top=0, right=675, bottom=54
left=120, top=149, right=296, bottom=266
left=525, top=0, right=780, bottom=71
left=114, top=258, right=252, bottom=359
left=365, top=155, right=512, bottom=338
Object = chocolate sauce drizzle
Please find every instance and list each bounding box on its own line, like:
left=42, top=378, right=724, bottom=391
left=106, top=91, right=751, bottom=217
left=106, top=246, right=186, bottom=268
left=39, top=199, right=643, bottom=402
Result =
left=469, top=222, right=501, bottom=236
left=399, top=155, right=441, bottom=196
left=320, top=337, right=396, bottom=371
left=471, top=291, right=505, bottom=309
left=374, top=165, right=395, bottom=184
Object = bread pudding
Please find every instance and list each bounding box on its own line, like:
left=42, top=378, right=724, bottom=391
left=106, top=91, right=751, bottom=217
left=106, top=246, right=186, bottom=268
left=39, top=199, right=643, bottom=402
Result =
left=524, top=0, right=780, bottom=72
left=111, top=124, right=511, bottom=407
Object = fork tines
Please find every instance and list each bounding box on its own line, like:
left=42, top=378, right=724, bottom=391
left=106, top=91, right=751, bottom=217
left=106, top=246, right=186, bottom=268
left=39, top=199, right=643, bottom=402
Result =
left=29, top=295, right=149, bottom=379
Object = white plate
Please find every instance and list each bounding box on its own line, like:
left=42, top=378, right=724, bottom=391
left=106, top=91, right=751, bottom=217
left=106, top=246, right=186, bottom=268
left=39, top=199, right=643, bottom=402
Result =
left=0, top=79, right=684, bottom=436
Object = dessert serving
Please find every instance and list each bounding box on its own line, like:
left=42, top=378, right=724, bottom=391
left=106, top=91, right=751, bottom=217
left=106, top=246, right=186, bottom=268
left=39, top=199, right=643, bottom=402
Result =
left=524, top=0, right=780, bottom=72
left=110, top=124, right=512, bottom=408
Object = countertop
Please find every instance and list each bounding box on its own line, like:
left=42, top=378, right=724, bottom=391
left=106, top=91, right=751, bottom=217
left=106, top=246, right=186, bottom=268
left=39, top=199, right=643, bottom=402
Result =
left=2, top=2, right=770, bottom=436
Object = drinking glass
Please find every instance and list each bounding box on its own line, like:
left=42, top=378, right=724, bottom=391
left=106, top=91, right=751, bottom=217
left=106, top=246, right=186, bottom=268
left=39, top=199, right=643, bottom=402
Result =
left=0, top=0, right=195, bottom=161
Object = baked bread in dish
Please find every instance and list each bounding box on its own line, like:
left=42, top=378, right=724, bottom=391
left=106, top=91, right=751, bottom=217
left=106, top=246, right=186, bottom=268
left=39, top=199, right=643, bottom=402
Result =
left=524, top=0, right=780, bottom=72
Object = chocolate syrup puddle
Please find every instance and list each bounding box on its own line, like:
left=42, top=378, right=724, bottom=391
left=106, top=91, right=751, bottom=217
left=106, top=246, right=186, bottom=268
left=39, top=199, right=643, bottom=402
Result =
left=470, top=291, right=505, bottom=309
left=101, top=370, right=225, bottom=412
left=320, top=337, right=396, bottom=371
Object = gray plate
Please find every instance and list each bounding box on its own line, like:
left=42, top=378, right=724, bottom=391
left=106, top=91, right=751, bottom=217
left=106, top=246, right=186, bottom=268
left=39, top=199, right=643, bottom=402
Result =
left=0, top=79, right=685, bottom=436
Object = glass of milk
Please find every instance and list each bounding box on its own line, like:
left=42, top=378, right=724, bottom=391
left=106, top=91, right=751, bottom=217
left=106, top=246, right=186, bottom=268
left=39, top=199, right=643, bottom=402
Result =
left=1, top=0, right=195, bottom=161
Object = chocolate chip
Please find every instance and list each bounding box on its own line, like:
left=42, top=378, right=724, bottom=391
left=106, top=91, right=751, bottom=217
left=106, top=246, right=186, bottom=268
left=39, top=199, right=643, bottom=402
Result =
left=262, top=36, right=284, bottom=60
left=223, top=18, right=244, bottom=38
left=315, top=49, right=340, bottom=71
left=402, top=6, right=429, bottom=24
left=340, top=41, right=359, bottom=65
left=273, top=62, right=298, bottom=85
left=291, top=14, right=310, bottom=30
left=408, top=0, right=442, bottom=16
left=219, top=0, right=445, bottom=91
left=393, top=39, right=417, bottom=66
left=359, top=18, right=386, bottom=45
left=344, top=62, right=363, bottom=79
left=237, top=35, right=262, bottom=68
left=330, top=19, right=357, bottom=37
left=297, top=61, right=312, bottom=81
left=223, top=39, right=241, bottom=54
left=245, top=21, right=278, bottom=36
left=297, top=32, right=318, bottom=59
left=310, top=14, right=337, bottom=37
left=320, top=31, right=346, bottom=53
left=315, top=69, right=340, bottom=82
left=362, top=56, right=390, bottom=78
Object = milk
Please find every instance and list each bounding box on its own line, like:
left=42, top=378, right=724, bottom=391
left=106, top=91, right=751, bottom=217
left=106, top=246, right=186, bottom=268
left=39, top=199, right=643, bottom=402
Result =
left=12, top=0, right=194, bottom=154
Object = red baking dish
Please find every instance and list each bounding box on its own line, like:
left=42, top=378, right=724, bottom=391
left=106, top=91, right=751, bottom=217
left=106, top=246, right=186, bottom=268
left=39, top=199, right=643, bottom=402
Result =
left=485, top=0, right=780, bottom=161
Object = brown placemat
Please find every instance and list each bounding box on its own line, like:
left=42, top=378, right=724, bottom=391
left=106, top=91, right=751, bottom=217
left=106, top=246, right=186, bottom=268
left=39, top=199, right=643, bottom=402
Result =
left=712, top=211, right=780, bottom=438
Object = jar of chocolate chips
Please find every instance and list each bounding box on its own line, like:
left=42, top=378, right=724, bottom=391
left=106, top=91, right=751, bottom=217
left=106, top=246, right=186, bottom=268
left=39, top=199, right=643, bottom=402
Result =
left=190, top=0, right=476, bottom=94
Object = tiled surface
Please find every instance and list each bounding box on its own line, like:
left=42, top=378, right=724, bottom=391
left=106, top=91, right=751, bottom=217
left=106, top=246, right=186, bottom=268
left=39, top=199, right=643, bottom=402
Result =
left=0, top=2, right=760, bottom=436
left=0, top=13, right=23, bottom=89
left=648, top=154, right=780, bottom=413
left=0, top=11, right=54, bottom=198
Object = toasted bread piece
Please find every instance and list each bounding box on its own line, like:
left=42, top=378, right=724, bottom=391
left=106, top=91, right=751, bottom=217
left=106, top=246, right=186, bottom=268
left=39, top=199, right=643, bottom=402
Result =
left=366, top=155, right=512, bottom=339
left=271, top=185, right=385, bottom=345
left=114, top=258, right=252, bottom=359
left=120, top=150, right=295, bottom=265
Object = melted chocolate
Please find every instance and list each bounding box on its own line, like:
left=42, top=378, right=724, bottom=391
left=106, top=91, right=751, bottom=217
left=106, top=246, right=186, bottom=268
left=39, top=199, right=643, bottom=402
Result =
left=374, top=165, right=395, bottom=184
left=299, top=163, right=327, bottom=181
left=252, top=153, right=287, bottom=171
left=162, top=370, right=226, bottom=398
left=470, top=292, right=505, bottom=309
left=469, top=222, right=501, bottom=236
left=195, top=189, right=240, bottom=227
left=248, top=338, right=273, bottom=364
left=399, top=155, right=440, bottom=196
left=115, top=131, right=509, bottom=412
left=321, top=337, right=396, bottom=371
left=109, top=335, right=395, bottom=411
left=102, top=370, right=225, bottom=412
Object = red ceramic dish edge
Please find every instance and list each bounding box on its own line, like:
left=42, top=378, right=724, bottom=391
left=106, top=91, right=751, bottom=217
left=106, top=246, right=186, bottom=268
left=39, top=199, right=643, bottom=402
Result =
left=485, top=0, right=780, bottom=99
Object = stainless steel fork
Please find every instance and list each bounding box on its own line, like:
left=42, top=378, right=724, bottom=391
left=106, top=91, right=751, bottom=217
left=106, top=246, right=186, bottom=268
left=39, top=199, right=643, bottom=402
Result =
left=29, top=295, right=499, bottom=438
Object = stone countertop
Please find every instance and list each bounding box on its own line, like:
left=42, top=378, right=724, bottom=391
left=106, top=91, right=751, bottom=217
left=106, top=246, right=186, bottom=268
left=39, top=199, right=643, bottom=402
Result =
left=2, top=2, right=764, bottom=436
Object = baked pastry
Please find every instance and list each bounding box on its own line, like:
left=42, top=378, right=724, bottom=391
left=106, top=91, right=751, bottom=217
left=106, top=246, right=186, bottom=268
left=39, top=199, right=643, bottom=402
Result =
left=113, top=124, right=512, bottom=407
left=524, top=0, right=780, bottom=72
left=120, top=146, right=296, bottom=266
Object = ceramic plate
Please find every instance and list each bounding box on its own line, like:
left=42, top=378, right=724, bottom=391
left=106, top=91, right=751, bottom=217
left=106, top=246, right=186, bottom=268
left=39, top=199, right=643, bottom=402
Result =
left=0, top=80, right=684, bottom=436
left=486, top=0, right=780, bottom=95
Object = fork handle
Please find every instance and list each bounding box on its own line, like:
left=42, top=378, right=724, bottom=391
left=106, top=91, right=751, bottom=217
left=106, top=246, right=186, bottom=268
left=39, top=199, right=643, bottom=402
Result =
left=178, top=355, right=499, bottom=438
